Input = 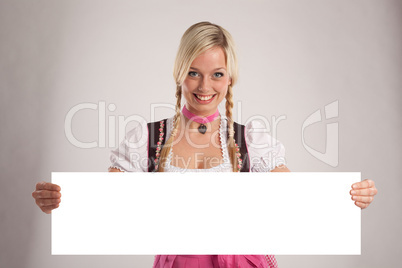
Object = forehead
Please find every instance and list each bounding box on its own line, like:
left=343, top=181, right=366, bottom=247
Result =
left=191, top=46, right=227, bottom=69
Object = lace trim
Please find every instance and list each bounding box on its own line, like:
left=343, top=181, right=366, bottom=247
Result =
left=167, top=116, right=173, bottom=141
left=235, top=142, right=242, bottom=171
left=219, top=116, right=230, bottom=166
left=166, top=117, right=174, bottom=167
left=167, top=162, right=231, bottom=172
left=153, top=120, right=165, bottom=171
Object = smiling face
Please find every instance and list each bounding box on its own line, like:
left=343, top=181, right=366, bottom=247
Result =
left=181, top=46, right=232, bottom=117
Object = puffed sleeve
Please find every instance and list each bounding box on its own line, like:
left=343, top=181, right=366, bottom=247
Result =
left=109, top=121, right=148, bottom=172
left=245, top=120, right=287, bottom=172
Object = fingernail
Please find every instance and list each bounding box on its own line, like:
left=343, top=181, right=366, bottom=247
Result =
left=351, top=190, right=356, bottom=195
left=352, top=196, right=357, bottom=200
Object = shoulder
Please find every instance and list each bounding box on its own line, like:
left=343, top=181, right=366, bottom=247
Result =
left=109, top=116, right=173, bottom=172
left=123, top=120, right=148, bottom=149
left=243, top=119, right=280, bottom=145
left=226, top=118, right=287, bottom=171
left=125, top=117, right=173, bottom=144
left=244, top=119, right=287, bottom=171
left=243, top=119, right=286, bottom=158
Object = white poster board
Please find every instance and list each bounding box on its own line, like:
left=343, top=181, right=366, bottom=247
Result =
left=52, top=172, right=360, bottom=255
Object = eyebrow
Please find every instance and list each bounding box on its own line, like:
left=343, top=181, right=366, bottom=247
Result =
left=189, top=67, right=226, bottom=71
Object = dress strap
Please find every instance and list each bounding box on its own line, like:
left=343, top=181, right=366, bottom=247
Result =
left=147, top=119, right=168, bottom=172
left=227, top=121, right=251, bottom=172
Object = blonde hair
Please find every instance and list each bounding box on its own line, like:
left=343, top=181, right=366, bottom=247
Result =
left=158, top=21, right=239, bottom=172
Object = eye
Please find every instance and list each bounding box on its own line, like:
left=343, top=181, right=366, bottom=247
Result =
left=188, top=71, right=198, bottom=77
left=213, top=72, right=224, bottom=78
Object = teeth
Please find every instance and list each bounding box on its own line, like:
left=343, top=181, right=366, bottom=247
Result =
left=196, top=94, right=214, bottom=101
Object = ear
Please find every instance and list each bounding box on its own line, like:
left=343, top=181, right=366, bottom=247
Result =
left=228, top=77, right=232, bottom=86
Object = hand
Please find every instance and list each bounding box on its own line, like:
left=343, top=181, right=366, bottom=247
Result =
left=32, top=181, right=62, bottom=214
left=350, top=179, right=377, bottom=209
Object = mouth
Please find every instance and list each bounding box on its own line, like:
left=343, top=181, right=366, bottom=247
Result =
left=194, top=94, right=216, bottom=101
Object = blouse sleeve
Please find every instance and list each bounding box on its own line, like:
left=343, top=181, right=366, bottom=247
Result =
left=245, top=120, right=287, bottom=172
left=109, top=121, right=148, bottom=172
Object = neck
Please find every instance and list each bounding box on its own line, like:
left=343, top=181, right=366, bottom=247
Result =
left=181, top=105, right=220, bottom=124
left=181, top=106, right=220, bottom=133
left=180, top=113, right=221, bottom=133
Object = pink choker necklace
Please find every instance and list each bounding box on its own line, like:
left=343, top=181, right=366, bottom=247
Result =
left=182, top=106, right=220, bottom=134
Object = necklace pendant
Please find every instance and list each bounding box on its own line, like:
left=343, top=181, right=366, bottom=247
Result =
left=198, top=124, right=207, bottom=134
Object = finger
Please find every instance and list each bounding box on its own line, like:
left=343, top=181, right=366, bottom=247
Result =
left=36, top=198, right=61, bottom=207
left=36, top=182, right=61, bottom=191
left=271, top=165, right=291, bottom=172
left=350, top=188, right=378, bottom=196
left=34, top=190, right=62, bottom=199
left=109, top=167, right=124, bottom=172
left=41, top=204, right=60, bottom=214
left=352, top=179, right=375, bottom=190
left=351, top=195, right=374, bottom=203
left=355, top=201, right=369, bottom=209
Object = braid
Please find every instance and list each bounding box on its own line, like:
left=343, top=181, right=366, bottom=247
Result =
left=158, top=85, right=182, bottom=172
left=225, top=85, right=238, bottom=172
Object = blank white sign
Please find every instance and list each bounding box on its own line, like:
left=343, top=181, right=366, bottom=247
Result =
left=51, top=172, right=360, bottom=255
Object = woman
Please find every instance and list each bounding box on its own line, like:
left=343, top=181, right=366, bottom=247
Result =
left=32, top=22, right=378, bottom=267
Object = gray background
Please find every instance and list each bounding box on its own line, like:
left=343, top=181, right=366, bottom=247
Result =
left=1, top=0, right=401, bottom=267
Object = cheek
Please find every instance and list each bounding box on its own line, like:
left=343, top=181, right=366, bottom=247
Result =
left=181, top=82, right=195, bottom=102
left=216, top=80, right=229, bottom=93
left=181, top=83, right=190, bottom=96
left=182, top=79, right=197, bottom=91
left=221, top=89, right=228, bottom=101
left=217, top=86, right=228, bottom=102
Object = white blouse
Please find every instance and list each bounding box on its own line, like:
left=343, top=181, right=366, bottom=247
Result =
left=110, top=115, right=286, bottom=172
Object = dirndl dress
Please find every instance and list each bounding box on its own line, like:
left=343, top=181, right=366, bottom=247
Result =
left=110, top=115, right=286, bottom=268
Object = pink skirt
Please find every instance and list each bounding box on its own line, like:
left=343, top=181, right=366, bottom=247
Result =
left=153, top=255, right=275, bottom=268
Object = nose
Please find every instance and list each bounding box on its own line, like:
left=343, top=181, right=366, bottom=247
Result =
left=199, top=76, right=211, bottom=92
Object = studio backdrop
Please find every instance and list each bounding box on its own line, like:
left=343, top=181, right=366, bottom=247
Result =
left=1, top=0, right=401, bottom=268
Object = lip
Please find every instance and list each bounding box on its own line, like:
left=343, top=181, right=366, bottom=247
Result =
left=193, top=93, right=216, bottom=104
